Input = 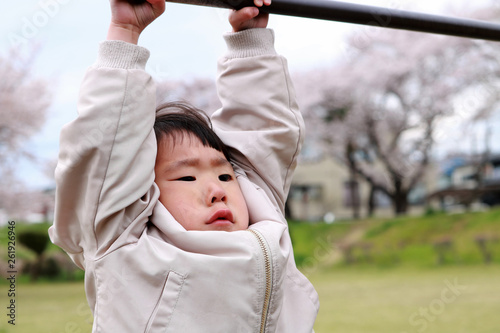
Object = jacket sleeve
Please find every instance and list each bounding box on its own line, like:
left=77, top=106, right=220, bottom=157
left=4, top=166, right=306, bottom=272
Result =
left=211, top=28, right=304, bottom=215
left=48, top=41, right=158, bottom=269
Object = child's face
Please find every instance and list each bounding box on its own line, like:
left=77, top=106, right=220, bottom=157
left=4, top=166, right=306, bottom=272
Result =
left=154, top=133, right=249, bottom=232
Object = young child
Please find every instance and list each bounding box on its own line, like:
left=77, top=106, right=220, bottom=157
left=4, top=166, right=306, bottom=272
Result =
left=154, top=101, right=249, bottom=232
left=49, top=0, right=319, bottom=332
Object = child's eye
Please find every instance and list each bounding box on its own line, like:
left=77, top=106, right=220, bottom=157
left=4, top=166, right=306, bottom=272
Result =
left=219, top=174, right=232, bottom=182
left=177, top=176, right=196, bottom=181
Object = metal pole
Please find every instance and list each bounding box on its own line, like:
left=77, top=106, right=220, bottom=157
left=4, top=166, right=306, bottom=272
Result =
left=165, top=0, right=500, bottom=42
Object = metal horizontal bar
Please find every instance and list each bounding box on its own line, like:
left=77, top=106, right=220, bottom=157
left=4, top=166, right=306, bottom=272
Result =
left=164, top=0, right=500, bottom=42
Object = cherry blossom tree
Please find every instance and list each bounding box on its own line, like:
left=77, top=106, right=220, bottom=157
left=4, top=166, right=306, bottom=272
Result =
left=301, top=17, right=500, bottom=215
left=0, top=48, right=52, bottom=219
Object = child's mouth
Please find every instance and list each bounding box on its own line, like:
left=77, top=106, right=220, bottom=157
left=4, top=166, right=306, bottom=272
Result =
left=207, top=209, right=234, bottom=225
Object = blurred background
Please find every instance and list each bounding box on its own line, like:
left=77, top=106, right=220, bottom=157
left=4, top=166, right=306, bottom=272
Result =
left=1, top=0, right=500, bottom=332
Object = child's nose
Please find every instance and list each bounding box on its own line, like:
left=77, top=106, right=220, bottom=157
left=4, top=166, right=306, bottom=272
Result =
left=207, top=183, right=227, bottom=205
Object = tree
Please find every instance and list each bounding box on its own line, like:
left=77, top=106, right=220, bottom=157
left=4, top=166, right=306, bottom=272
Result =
left=302, top=15, right=500, bottom=216
left=0, top=48, right=52, bottom=218
left=18, top=230, right=50, bottom=281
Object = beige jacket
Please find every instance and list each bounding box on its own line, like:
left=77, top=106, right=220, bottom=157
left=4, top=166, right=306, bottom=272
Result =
left=49, top=28, right=319, bottom=333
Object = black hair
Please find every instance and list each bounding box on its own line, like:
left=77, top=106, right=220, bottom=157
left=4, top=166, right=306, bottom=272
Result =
left=154, top=101, right=232, bottom=162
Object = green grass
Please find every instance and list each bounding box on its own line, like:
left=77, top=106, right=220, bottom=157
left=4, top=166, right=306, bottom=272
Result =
left=288, top=209, right=500, bottom=331
left=0, top=281, right=92, bottom=333
left=289, top=207, right=500, bottom=269
left=363, top=209, right=500, bottom=267
left=310, top=265, right=500, bottom=333
left=1, top=266, right=499, bottom=332
left=288, top=220, right=354, bottom=267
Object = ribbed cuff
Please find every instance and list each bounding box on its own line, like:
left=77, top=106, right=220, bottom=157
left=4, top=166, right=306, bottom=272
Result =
left=223, top=28, right=277, bottom=59
left=95, top=40, right=150, bottom=70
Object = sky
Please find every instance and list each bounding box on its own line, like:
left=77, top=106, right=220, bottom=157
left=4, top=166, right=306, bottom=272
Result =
left=0, top=0, right=497, bottom=190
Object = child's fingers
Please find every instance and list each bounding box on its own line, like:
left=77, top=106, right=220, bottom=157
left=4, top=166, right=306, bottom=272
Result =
left=254, top=0, right=272, bottom=7
left=255, top=0, right=271, bottom=6
left=229, top=7, right=259, bottom=28
left=149, top=0, right=166, bottom=14
left=240, top=7, right=260, bottom=20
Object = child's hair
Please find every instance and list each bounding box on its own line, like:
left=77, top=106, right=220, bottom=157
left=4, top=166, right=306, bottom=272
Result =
left=154, top=101, right=232, bottom=162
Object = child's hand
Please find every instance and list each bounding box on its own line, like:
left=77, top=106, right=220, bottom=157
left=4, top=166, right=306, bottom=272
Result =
left=229, top=0, right=272, bottom=33
left=107, top=0, right=165, bottom=44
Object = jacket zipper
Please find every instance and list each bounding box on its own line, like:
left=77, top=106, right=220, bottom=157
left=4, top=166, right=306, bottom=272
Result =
left=247, top=229, right=273, bottom=333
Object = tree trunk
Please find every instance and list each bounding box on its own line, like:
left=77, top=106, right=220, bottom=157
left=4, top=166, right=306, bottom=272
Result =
left=393, top=195, right=408, bottom=215
left=349, top=180, right=360, bottom=220
left=368, top=185, right=376, bottom=217
left=346, top=141, right=360, bottom=219
left=392, top=178, right=409, bottom=215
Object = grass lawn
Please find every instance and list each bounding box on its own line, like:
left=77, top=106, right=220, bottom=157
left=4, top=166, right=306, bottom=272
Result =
left=310, top=265, right=500, bottom=333
left=0, top=281, right=92, bottom=333
left=1, top=265, right=499, bottom=332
